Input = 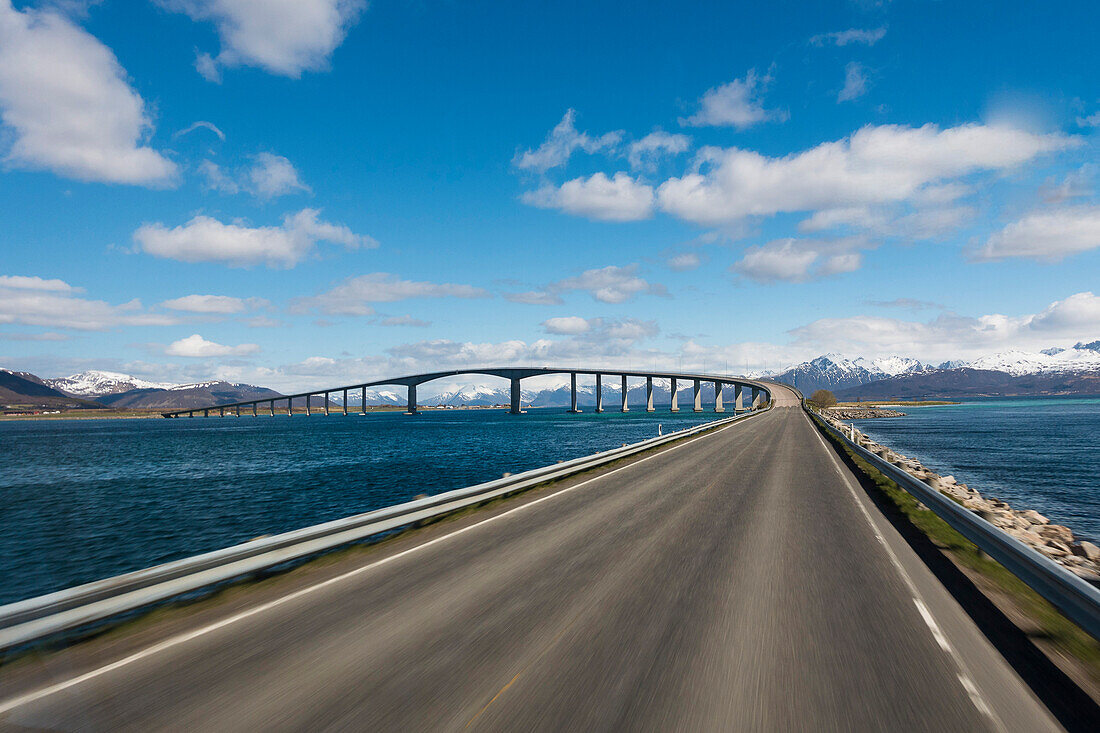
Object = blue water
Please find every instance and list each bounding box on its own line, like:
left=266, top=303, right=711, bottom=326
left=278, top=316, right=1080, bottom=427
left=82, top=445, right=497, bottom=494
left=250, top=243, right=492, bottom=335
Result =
left=850, top=397, right=1100, bottom=543
left=0, top=408, right=723, bottom=606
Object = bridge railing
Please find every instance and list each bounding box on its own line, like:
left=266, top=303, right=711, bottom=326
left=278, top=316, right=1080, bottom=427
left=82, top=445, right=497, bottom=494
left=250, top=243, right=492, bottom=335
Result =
left=805, top=402, right=1100, bottom=640
left=0, top=407, right=769, bottom=654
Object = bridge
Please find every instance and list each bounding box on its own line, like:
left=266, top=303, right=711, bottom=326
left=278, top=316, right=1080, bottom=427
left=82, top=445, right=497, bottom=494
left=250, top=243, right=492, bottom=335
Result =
left=159, top=366, right=773, bottom=417
left=2, top=379, right=1096, bottom=729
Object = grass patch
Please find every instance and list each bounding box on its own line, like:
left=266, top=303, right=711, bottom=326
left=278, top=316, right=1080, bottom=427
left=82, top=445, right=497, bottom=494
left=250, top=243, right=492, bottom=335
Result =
left=808, top=410, right=1100, bottom=681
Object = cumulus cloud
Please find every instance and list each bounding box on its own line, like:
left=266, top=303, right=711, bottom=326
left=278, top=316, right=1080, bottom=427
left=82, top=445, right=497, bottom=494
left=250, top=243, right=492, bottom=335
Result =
left=134, top=208, right=373, bottom=267
left=541, top=316, right=592, bottom=335
left=810, top=27, right=887, bottom=47
left=627, top=131, right=691, bottom=170
left=166, top=0, right=366, bottom=80
left=975, top=205, right=1100, bottom=262
left=838, top=62, right=868, bottom=102
left=199, top=153, right=310, bottom=198
left=666, top=252, right=703, bottom=271
left=165, top=333, right=259, bottom=357
left=513, top=109, right=622, bottom=173
left=511, top=264, right=668, bottom=305
left=658, top=123, right=1075, bottom=225
left=523, top=172, right=655, bottom=221
left=291, top=273, right=489, bottom=316
left=733, top=238, right=865, bottom=283
left=680, top=70, right=787, bottom=129
left=161, top=294, right=268, bottom=313
left=788, top=291, right=1100, bottom=363
left=0, top=274, right=179, bottom=330
left=0, top=1, right=177, bottom=185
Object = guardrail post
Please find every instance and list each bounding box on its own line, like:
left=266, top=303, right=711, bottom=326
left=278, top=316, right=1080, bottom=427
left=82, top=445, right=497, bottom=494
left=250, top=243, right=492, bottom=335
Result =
left=670, top=377, right=679, bottom=412
left=646, top=377, right=654, bottom=412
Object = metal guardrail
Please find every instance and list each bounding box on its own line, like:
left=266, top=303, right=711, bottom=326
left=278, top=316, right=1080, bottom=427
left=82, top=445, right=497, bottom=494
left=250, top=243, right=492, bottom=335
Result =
left=0, top=408, right=767, bottom=653
left=807, top=406, right=1100, bottom=640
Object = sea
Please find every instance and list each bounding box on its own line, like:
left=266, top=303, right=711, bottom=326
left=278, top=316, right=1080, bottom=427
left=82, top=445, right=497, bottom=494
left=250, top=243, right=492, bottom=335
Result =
left=848, top=396, right=1099, bottom=545
left=0, top=408, right=720, bottom=606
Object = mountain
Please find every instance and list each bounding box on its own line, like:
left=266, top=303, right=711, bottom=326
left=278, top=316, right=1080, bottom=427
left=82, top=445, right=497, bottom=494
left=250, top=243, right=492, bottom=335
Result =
left=836, top=369, right=1100, bottom=400
left=97, top=382, right=283, bottom=409
left=0, top=369, right=103, bottom=409
left=772, top=354, right=900, bottom=394
left=46, top=370, right=174, bottom=398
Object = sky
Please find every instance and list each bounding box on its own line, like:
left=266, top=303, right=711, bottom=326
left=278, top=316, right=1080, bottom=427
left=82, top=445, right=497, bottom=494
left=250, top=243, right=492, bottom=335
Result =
left=1, top=0, right=1099, bottom=393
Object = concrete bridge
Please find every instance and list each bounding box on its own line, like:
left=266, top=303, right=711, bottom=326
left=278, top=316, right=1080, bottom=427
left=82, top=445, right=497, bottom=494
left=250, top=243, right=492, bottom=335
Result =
left=160, top=366, right=773, bottom=417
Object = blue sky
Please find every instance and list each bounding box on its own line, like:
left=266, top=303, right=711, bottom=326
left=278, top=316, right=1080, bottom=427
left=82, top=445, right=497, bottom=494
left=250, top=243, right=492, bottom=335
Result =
left=1, top=0, right=1099, bottom=391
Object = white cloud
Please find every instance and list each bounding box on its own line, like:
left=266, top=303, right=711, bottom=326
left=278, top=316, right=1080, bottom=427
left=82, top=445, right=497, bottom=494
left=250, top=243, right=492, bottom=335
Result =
left=513, top=109, right=622, bottom=173
left=292, top=273, right=490, bottom=316
left=167, top=0, right=366, bottom=79
left=658, top=123, right=1075, bottom=225
left=975, top=205, right=1100, bottom=262
left=1076, top=112, right=1100, bottom=128
left=522, top=172, right=655, bottom=221
left=199, top=153, right=309, bottom=198
left=134, top=208, right=373, bottom=267
left=248, top=152, right=310, bottom=198
left=165, top=333, right=259, bottom=357
left=788, top=291, right=1100, bottom=363
left=810, top=27, right=887, bottom=47
left=541, top=316, right=591, bottom=335
left=0, top=275, right=179, bottom=330
left=628, top=131, right=691, bottom=170
left=378, top=315, right=431, bottom=327
left=680, top=70, right=787, bottom=129
left=666, top=252, right=703, bottom=271
left=838, top=62, right=868, bottom=102
left=0, top=1, right=177, bottom=185
left=512, top=264, right=668, bottom=305
left=161, top=294, right=268, bottom=313
left=800, top=203, right=976, bottom=240
left=174, top=120, right=226, bottom=141
left=0, top=331, right=68, bottom=341
left=733, top=238, right=864, bottom=283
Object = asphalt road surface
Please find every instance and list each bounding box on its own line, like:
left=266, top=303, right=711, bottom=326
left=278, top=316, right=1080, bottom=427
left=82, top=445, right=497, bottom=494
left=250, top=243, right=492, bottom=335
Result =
left=0, top=385, right=1060, bottom=731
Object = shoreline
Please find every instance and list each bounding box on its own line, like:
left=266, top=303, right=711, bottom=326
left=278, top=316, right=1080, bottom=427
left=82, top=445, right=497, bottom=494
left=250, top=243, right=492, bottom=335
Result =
left=820, top=411, right=1100, bottom=582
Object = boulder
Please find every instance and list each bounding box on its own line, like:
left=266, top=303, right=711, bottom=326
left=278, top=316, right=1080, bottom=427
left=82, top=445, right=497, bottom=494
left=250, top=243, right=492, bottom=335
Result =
left=1072, top=541, right=1100, bottom=562
left=1018, top=509, right=1049, bottom=526
left=1038, top=524, right=1074, bottom=543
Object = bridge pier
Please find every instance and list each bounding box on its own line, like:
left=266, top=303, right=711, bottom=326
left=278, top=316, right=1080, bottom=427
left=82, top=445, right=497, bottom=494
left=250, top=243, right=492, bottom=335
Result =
left=714, top=382, right=724, bottom=412
left=568, top=372, right=580, bottom=413
left=646, top=377, right=654, bottom=412
left=306, top=395, right=311, bottom=416
left=342, top=389, right=348, bottom=416
left=286, top=397, right=292, bottom=416
left=361, top=387, right=367, bottom=415
left=621, top=375, right=629, bottom=412
left=693, top=379, right=702, bottom=412
left=670, top=377, right=679, bottom=412
left=324, top=393, right=330, bottom=416
left=595, top=374, right=604, bottom=413
left=269, top=401, right=274, bottom=417
left=735, top=385, right=744, bottom=411
left=509, top=378, right=522, bottom=414
left=406, top=384, right=418, bottom=415
left=252, top=403, right=257, bottom=417
left=751, top=387, right=762, bottom=409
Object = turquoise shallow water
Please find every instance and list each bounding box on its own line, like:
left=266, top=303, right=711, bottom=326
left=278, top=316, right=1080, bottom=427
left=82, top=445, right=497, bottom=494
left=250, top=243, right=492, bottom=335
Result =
left=0, top=408, right=723, bottom=606
left=849, top=396, right=1099, bottom=544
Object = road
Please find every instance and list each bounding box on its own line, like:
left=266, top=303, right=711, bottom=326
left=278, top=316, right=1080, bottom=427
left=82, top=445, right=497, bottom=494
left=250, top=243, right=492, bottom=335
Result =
left=0, top=385, right=1060, bottom=731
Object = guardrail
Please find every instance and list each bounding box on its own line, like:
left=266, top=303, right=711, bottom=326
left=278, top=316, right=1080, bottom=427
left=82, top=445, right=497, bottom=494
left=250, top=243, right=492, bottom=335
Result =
left=806, top=404, right=1100, bottom=640
left=0, top=407, right=768, bottom=654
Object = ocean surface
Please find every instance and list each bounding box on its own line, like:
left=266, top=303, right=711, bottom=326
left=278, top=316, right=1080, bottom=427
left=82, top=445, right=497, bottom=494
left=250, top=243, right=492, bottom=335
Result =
left=0, top=408, right=723, bottom=606
left=849, top=396, right=1099, bottom=543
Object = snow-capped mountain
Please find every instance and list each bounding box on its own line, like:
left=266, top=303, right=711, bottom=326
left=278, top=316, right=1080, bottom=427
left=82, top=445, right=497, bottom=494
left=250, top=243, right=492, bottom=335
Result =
left=964, top=345, right=1100, bottom=376
left=853, top=356, right=924, bottom=377
left=46, top=370, right=174, bottom=398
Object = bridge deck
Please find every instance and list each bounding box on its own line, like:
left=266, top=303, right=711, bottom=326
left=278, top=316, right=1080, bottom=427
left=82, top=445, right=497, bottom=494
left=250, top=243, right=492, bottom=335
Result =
left=0, top=386, right=1059, bottom=730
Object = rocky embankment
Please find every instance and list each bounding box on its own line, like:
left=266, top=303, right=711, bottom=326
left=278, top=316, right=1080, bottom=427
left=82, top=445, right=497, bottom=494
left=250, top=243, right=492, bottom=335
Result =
left=820, top=413, right=1100, bottom=583
left=826, top=407, right=905, bottom=419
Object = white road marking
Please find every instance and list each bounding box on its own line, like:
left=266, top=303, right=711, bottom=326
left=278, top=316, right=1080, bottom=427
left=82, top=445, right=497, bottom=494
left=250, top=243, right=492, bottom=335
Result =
left=804, top=410, right=1005, bottom=732
left=0, top=412, right=761, bottom=715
